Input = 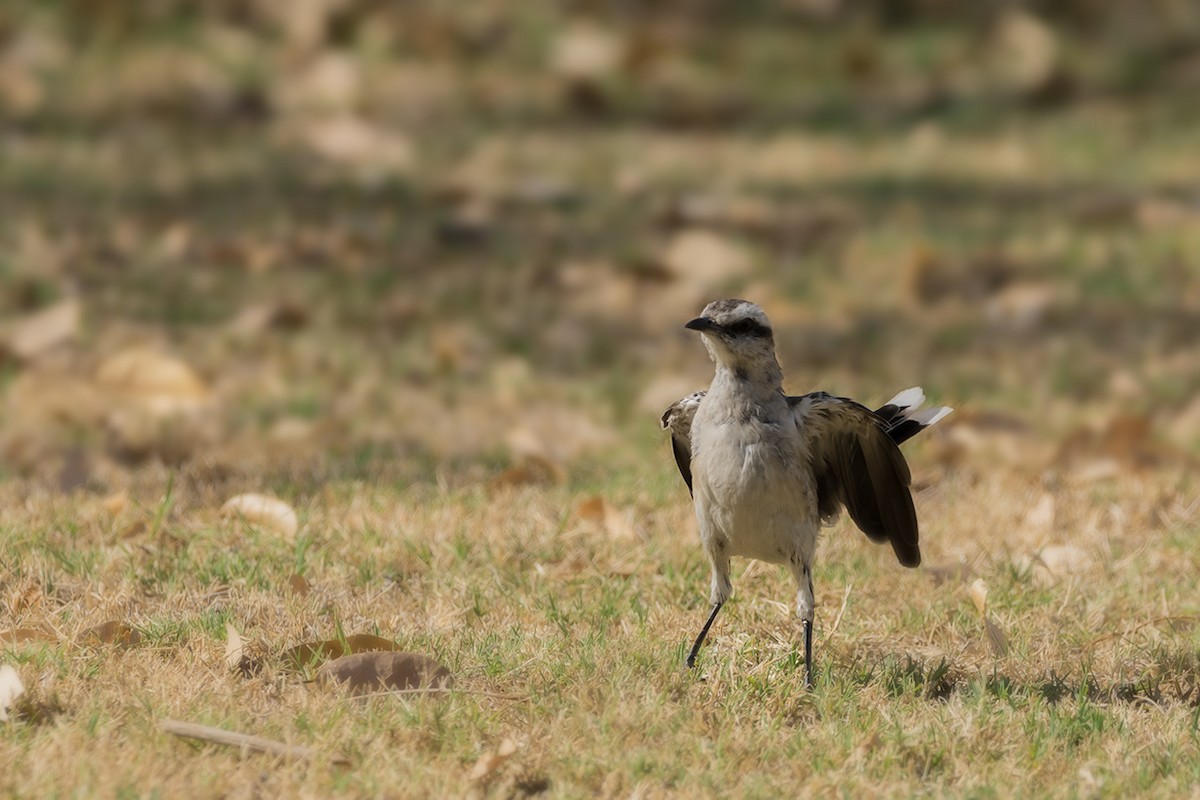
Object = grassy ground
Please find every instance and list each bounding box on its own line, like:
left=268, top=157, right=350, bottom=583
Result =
left=3, top=3, right=1200, bottom=797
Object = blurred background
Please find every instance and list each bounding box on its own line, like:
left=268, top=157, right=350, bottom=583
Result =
left=2, top=0, right=1199, bottom=501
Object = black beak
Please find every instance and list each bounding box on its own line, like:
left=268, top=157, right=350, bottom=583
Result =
left=685, top=317, right=719, bottom=333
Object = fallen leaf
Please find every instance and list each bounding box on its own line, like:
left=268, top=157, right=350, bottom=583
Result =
left=1036, top=544, right=1092, bottom=579
left=984, top=617, right=1010, bottom=657
left=317, top=651, right=452, bottom=695
left=1022, top=493, right=1056, bottom=537
left=287, top=574, right=312, bottom=596
left=967, top=578, right=989, bottom=617
left=0, top=665, right=25, bottom=722
left=988, top=9, right=1060, bottom=95
left=224, top=623, right=260, bottom=676
left=469, top=738, right=519, bottom=784
left=905, top=247, right=1021, bottom=305
left=220, top=494, right=298, bottom=538
left=273, top=52, right=361, bottom=113
left=101, top=490, right=129, bottom=517
left=0, top=628, right=56, bottom=646
left=985, top=282, right=1061, bottom=332
left=926, top=562, right=975, bottom=586
left=966, top=579, right=1008, bottom=657
left=96, top=348, right=210, bottom=416
left=487, top=457, right=564, bottom=492
left=1057, top=413, right=1190, bottom=475
left=660, top=229, right=752, bottom=291
left=0, top=299, right=80, bottom=364
left=79, top=620, right=141, bottom=648
left=1137, top=198, right=1200, bottom=230
left=550, top=24, right=625, bottom=84
left=283, top=633, right=401, bottom=670
left=297, top=115, right=414, bottom=178
left=224, top=623, right=243, bottom=670
left=575, top=496, right=637, bottom=540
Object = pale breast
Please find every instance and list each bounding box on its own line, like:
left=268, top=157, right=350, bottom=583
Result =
left=691, top=414, right=819, bottom=564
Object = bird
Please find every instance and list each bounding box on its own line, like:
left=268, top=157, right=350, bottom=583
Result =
left=661, top=298, right=951, bottom=687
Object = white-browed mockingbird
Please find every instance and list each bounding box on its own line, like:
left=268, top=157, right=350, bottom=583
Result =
left=662, top=299, right=951, bottom=687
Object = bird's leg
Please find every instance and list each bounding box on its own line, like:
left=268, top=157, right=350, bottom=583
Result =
left=794, top=563, right=816, bottom=689
left=687, top=553, right=731, bottom=669
left=686, top=602, right=722, bottom=669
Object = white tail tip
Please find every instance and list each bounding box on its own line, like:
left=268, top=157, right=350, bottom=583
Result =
left=886, top=387, right=925, bottom=411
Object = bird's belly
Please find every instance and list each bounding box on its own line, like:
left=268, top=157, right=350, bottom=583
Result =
left=693, top=431, right=818, bottom=565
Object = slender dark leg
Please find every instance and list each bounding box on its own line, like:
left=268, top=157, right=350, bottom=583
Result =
left=794, top=563, right=815, bottom=689
left=803, top=618, right=814, bottom=689
left=686, top=602, right=723, bottom=669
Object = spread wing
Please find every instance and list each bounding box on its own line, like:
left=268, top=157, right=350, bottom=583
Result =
left=660, top=392, right=705, bottom=496
left=789, top=392, right=923, bottom=567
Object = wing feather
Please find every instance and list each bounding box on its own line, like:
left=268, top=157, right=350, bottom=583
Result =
left=661, top=392, right=705, bottom=497
left=790, top=393, right=922, bottom=567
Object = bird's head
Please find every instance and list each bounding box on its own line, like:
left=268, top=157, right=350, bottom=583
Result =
left=685, top=299, right=779, bottom=378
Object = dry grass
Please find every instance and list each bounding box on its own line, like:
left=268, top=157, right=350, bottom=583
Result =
left=4, top=2, right=1200, bottom=797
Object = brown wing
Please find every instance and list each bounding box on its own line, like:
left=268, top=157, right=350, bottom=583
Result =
left=660, top=392, right=705, bottom=497
left=789, top=392, right=921, bottom=567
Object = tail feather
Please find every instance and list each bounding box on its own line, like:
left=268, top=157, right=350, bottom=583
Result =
left=874, top=386, right=952, bottom=445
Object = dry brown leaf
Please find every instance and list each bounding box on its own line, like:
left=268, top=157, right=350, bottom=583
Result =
left=227, top=301, right=310, bottom=336
left=1036, top=545, right=1092, bottom=579
left=575, top=496, right=637, bottom=540
left=273, top=51, right=361, bottom=112
left=661, top=229, right=752, bottom=290
left=984, top=617, right=1010, bottom=657
left=297, top=115, right=414, bottom=178
left=220, top=494, right=298, bottom=538
left=469, top=738, right=519, bottom=784
left=966, top=579, right=1008, bottom=656
left=1056, top=413, right=1192, bottom=479
left=487, top=456, right=565, bottom=492
left=96, top=348, right=210, bottom=416
left=967, top=578, right=989, bottom=617
left=1022, top=493, right=1056, bottom=538
left=283, top=633, right=401, bottom=670
left=550, top=24, right=625, bottom=84
left=287, top=574, right=312, bottom=596
left=1137, top=198, right=1200, bottom=230
left=101, top=490, right=129, bottom=517
left=0, top=628, right=56, bottom=646
left=225, top=623, right=245, bottom=667
left=225, top=623, right=261, bottom=678
left=926, top=562, right=975, bottom=586
left=905, top=247, right=1020, bottom=305
left=989, top=9, right=1060, bottom=94
left=0, top=665, right=25, bottom=723
left=79, top=620, right=141, bottom=648
left=0, top=299, right=80, bottom=363
left=985, top=282, right=1061, bottom=332
left=316, top=651, right=452, bottom=696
